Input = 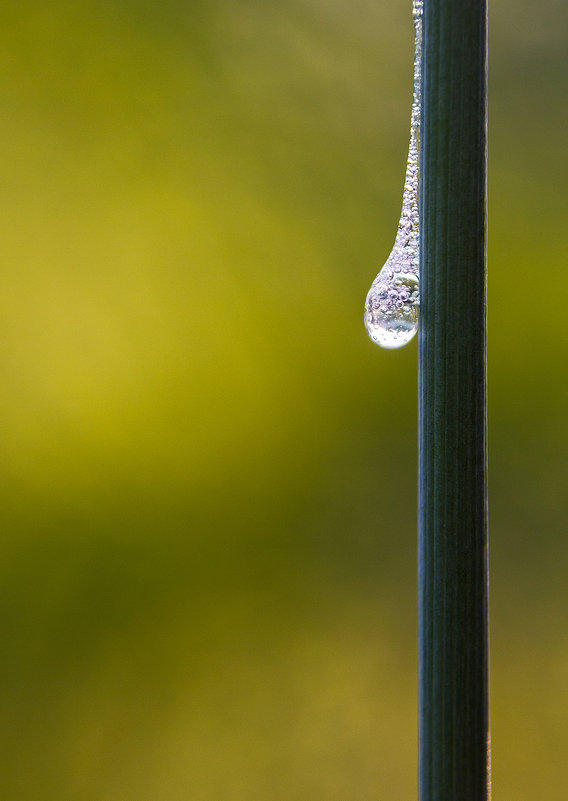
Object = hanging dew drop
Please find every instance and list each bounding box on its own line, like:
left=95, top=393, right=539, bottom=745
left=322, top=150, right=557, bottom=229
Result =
left=364, top=0, right=422, bottom=349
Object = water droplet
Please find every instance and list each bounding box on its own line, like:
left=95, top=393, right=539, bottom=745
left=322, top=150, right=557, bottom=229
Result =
left=364, top=0, right=422, bottom=350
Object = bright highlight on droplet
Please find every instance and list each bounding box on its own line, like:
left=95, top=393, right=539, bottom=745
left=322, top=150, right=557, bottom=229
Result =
left=364, top=0, right=422, bottom=349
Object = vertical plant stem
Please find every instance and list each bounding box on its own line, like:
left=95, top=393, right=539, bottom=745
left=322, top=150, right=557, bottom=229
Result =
left=418, top=0, right=489, bottom=799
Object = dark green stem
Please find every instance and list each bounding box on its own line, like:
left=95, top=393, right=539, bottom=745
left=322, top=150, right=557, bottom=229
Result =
left=418, top=0, right=489, bottom=799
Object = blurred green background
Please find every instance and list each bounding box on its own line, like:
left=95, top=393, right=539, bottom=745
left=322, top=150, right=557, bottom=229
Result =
left=1, top=0, right=567, bottom=798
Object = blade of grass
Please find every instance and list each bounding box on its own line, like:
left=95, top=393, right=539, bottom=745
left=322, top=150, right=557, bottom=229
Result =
left=418, top=0, right=489, bottom=799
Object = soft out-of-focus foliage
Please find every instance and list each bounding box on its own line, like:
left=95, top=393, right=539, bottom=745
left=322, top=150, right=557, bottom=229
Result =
left=1, top=1, right=566, bottom=798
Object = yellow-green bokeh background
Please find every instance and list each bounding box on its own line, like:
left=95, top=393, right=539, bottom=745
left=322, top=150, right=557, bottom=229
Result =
left=2, top=1, right=567, bottom=798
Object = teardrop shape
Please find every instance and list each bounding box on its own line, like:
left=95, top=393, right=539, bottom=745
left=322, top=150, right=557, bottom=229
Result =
left=365, top=0, right=422, bottom=349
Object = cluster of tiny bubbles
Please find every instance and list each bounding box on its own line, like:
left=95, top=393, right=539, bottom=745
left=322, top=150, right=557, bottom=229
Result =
left=365, top=267, right=419, bottom=348
left=364, top=0, right=422, bottom=350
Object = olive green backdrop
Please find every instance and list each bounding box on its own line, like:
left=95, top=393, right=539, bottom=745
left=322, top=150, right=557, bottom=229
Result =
left=1, top=1, right=566, bottom=798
